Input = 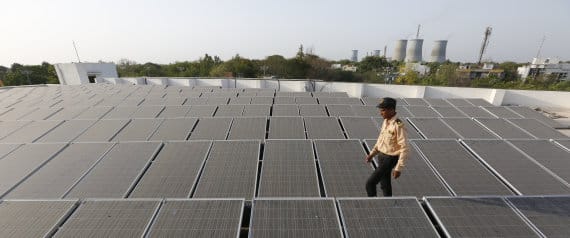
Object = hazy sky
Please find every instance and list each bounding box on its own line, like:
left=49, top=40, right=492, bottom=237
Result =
left=1, top=0, right=569, bottom=66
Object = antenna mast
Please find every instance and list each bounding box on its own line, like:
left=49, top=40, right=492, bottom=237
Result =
left=478, top=26, right=492, bottom=64
left=73, top=41, right=82, bottom=63
left=535, top=36, right=546, bottom=59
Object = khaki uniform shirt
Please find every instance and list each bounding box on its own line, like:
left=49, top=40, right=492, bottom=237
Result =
left=370, top=116, right=409, bottom=171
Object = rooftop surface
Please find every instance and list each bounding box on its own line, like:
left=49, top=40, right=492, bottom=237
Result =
left=0, top=83, right=569, bottom=237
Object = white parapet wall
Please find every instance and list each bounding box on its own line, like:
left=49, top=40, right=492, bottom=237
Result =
left=100, top=77, right=570, bottom=109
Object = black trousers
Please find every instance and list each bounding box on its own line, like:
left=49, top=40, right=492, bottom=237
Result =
left=366, top=153, right=399, bottom=197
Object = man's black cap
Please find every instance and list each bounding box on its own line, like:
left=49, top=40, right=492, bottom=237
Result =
left=376, top=97, right=396, bottom=109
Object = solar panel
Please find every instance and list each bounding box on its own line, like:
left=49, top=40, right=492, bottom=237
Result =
left=351, top=105, right=378, bottom=117
left=258, top=140, right=320, bottom=197
left=424, top=98, right=453, bottom=107
left=192, top=140, right=260, bottom=199
left=299, top=105, right=328, bottom=116
left=18, top=107, right=62, bottom=120
left=271, top=104, right=299, bottom=116
left=186, top=105, right=217, bottom=117
left=314, top=140, right=371, bottom=197
left=214, top=105, right=244, bottom=117
left=507, top=118, right=568, bottom=139
left=395, top=105, right=414, bottom=117
left=227, top=117, right=267, bottom=140
left=363, top=140, right=451, bottom=197
left=476, top=118, right=535, bottom=139
left=268, top=117, right=306, bottom=139
left=456, top=106, right=496, bottom=118
left=446, top=98, right=474, bottom=107
left=463, top=140, right=570, bottom=195
left=441, top=118, right=498, bottom=139
left=188, top=117, right=232, bottom=140
left=361, top=97, right=378, bottom=105
left=295, top=97, right=318, bottom=104
left=0, top=121, right=31, bottom=139
left=251, top=96, right=274, bottom=105
left=0, top=107, right=37, bottom=120
left=408, top=118, right=459, bottom=139
left=148, top=118, right=197, bottom=141
left=465, top=98, right=494, bottom=106
left=5, top=143, right=114, bottom=199
left=130, top=141, right=211, bottom=198
left=103, top=106, right=138, bottom=119
left=556, top=140, right=570, bottom=150
left=55, top=200, right=159, bottom=237
left=74, top=106, right=113, bottom=119
left=507, top=106, right=565, bottom=128
left=507, top=196, right=570, bottom=238
left=432, top=106, right=468, bottom=117
left=403, top=98, right=428, bottom=106
left=140, top=97, right=186, bottom=106
left=274, top=97, right=295, bottom=104
left=339, top=117, right=379, bottom=139
left=508, top=140, right=570, bottom=184
left=147, top=199, right=244, bottom=237
left=46, top=107, right=89, bottom=120
left=313, top=92, right=349, bottom=97
left=338, top=198, right=439, bottom=238
left=326, top=104, right=354, bottom=117
left=413, top=140, right=513, bottom=195
left=483, top=106, right=523, bottom=118
left=156, top=105, right=190, bottom=118
left=304, top=117, right=345, bottom=139
left=373, top=118, right=423, bottom=139
left=0, top=144, right=21, bottom=159
left=111, top=119, right=163, bottom=141
left=64, top=142, right=161, bottom=198
left=0, top=120, right=63, bottom=143
left=318, top=97, right=362, bottom=105
left=0, top=200, right=77, bottom=238
left=250, top=199, right=343, bottom=238
left=243, top=105, right=271, bottom=117
left=424, top=197, right=539, bottom=237
left=0, top=143, right=66, bottom=197
left=131, top=106, right=164, bottom=118
left=229, top=97, right=252, bottom=104
left=74, top=119, right=130, bottom=142
left=405, top=106, right=441, bottom=117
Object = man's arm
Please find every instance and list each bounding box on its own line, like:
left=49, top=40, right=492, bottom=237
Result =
left=393, top=122, right=409, bottom=173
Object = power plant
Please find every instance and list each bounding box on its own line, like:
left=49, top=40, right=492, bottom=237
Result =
left=351, top=50, right=359, bottom=62
left=393, top=40, right=407, bottom=61
left=406, top=39, right=424, bottom=62
left=430, top=40, right=448, bottom=63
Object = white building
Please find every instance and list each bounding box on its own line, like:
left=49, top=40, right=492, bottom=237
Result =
left=54, top=62, right=118, bottom=85
left=517, top=58, right=570, bottom=81
left=404, top=62, right=430, bottom=76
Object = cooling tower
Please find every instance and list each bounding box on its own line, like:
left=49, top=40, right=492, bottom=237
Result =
left=406, top=39, right=423, bottom=62
left=430, top=40, right=448, bottom=63
left=393, top=40, right=407, bottom=61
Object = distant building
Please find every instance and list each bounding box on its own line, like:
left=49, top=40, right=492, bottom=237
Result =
left=54, top=62, right=118, bottom=85
left=351, top=50, right=359, bottom=62
left=517, top=58, right=570, bottom=81
left=404, top=63, right=430, bottom=76
left=457, top=63, right=505, bottom=80
left=331, top=64, right=358, bottom=72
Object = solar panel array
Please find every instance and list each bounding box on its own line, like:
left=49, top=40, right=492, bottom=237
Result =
left=0, top=84, right=569, bottom=237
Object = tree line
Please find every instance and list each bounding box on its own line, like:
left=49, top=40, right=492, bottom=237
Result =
left=1, top=47, right=569, bottom=91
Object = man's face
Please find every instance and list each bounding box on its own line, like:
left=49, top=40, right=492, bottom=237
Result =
left=379, top=108, right=395, bottom=119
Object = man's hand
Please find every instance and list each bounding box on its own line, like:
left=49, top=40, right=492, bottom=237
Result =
left=365, top=154, right=374, bottom=163
left=393, top=170, right=401, bottom=179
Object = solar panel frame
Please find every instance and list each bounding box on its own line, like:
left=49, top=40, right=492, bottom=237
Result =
left=339, top=116, right=379, bottom=139
left=4, top=142, right=115, bottom=199
left=299, top=104, right=328, bottom=116
left=156, top=105, right=191, bottom=118
left=441, top=118, right=498, bottom=139
left=431, top=106, right=468, bottom=118
left=18, top=107, right=63, bottom=120
left=303, top=117, right=345, bottom=139
left=507, top=118, right=568, bottom=139
left=0, top=120, right=32, bottom=140
left=74, top=106, right=113, bottom=119
left=73, top=119, right=131, bottom=142
left=249, top=198, right=344, bottom=238
left=363, top=140, right=452, bottom=197
left=424, top=196, right=541, bottom=238
left=446, top=98, right=474, bottom=107
left=188, top=117, right=232, bottom=140
left=413, top=140, right=514, bottom=196
left=46, top=107, right=89, bottom=120
left=507, top=106, right=565, bottom=128
left=462, top=140, right=570, bottom=195
left=186, top=105, right=217, bottom=117
left=111, top=119, right=163, bottom=141
left=507, top=196, right=570, bottom=238
left=337, top=197, right=440, bottom=238
left=326, top=104, right=355, bottom=117
left=507, top=140, right=570, bottom=186
left=146, top=198, right=244, bottom=238
left=258, top=140, right=320, bottom=197
left=214, top=105, right=244, bottom=117
left=243, top=105, right=271, bottom=117
left=192, top=140, right=261, bottom=199
left=0, top=199, right=79, bottom=238
left=475, top=118, right=536, bottom=139
left=268, top=117, right=306, bottom=139
left=63, top=142, right=162, bottom=198
left=227, top=117, right=267, bottom=140
left=314, top=139, right=373, bottom=197
left=147, top=118, right=197, bottom=141
left=456, top=106, right=497, bottom=118
left=129, top=141, right=212, bottom=198
left=407, top=118, right=460, bottom=139
left=424, top=98, right=453, bottom=107
left=130, top=105, right=164, bottom=118
left=403, top=98, right=429, bottom=106
left=0, top=120, right=64, bottom=143
left=465, top=98, right=495, bottom=107
left=482, top=106, right=524, bottom=118
left=405, top=106, right=441, bottom=117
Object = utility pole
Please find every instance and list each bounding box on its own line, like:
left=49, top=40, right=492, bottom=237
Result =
left=535, top=35, right=546, bottom=59
left=478, top=27, right=492, bottom=65
left=73, top=41, right=81, bottom=63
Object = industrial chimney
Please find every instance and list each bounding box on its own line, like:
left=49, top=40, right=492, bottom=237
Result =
left=393, top=40, right=407, bottom=61
left=405, top=39, right=423, bottom=62
left=430, top=40, right=448, bottom=63
left=351, top=50, right=359, bottom=62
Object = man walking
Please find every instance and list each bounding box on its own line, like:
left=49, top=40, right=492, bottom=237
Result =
left=365, top=97, right=409, bottom=197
